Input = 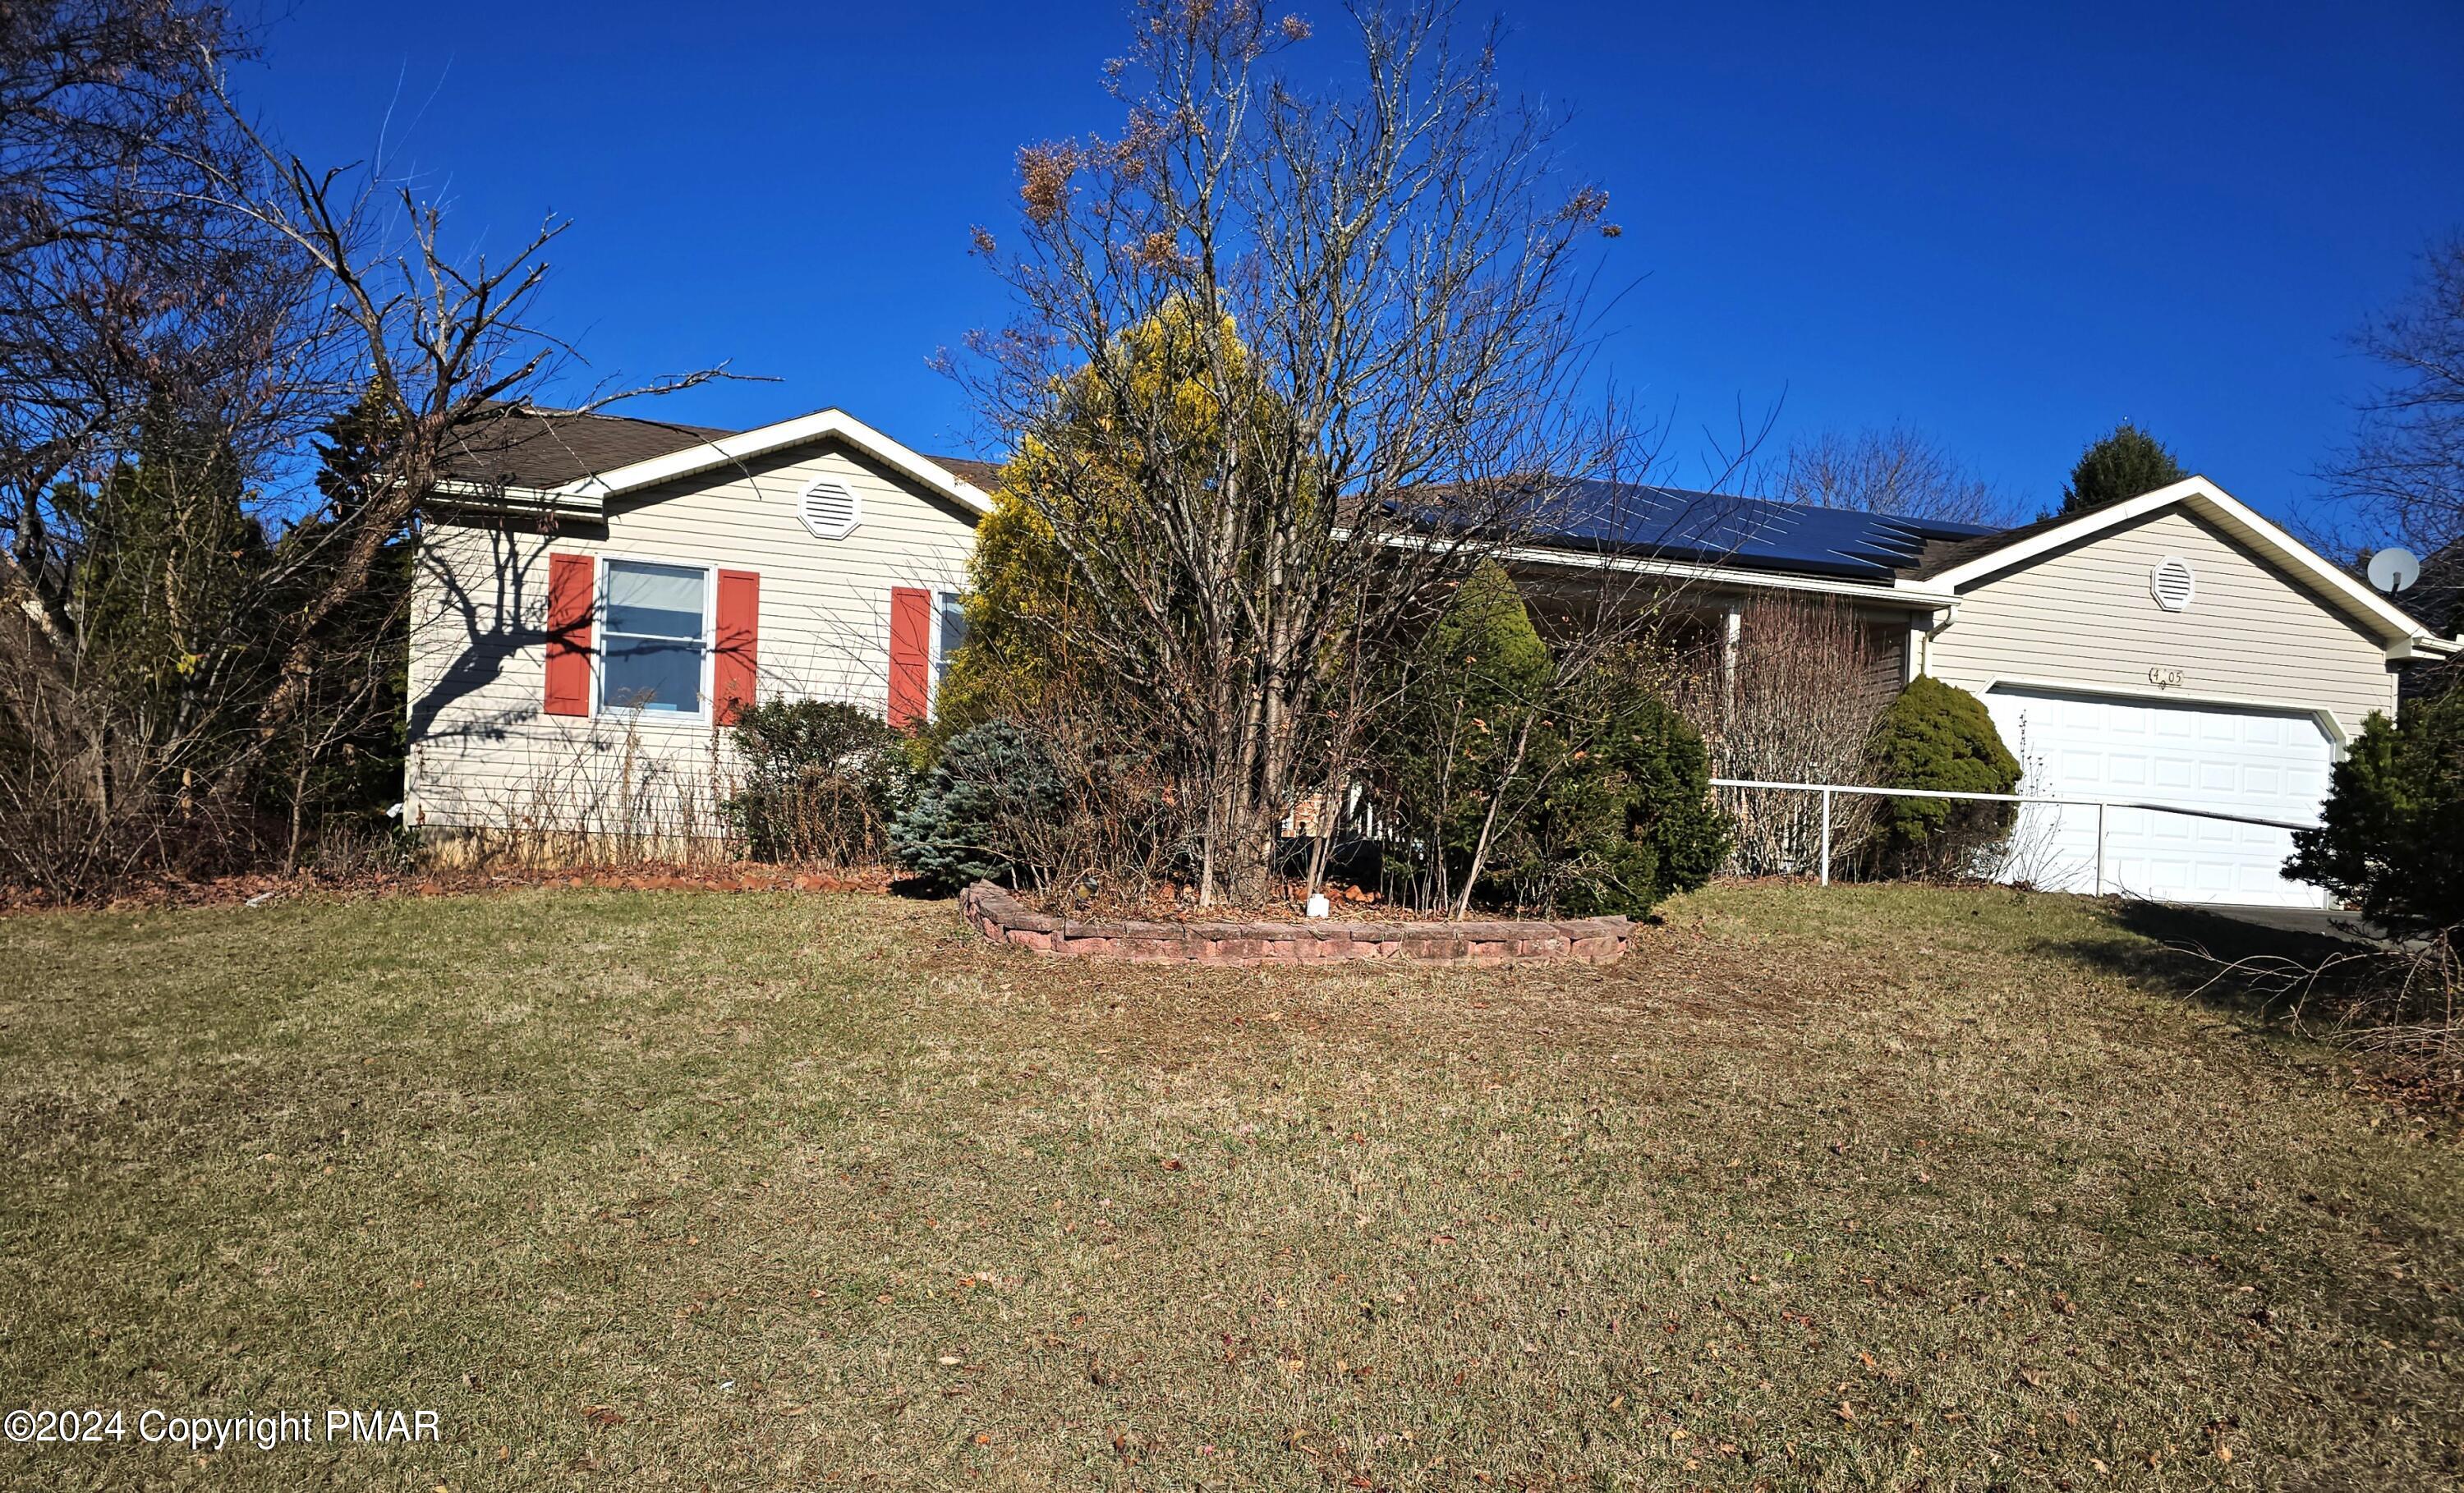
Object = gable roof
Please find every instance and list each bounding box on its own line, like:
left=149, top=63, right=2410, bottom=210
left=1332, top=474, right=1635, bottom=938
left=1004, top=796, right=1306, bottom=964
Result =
left=1909, top=476, right=2456, bottom=657
left=433, top=406, right=998, bottom=520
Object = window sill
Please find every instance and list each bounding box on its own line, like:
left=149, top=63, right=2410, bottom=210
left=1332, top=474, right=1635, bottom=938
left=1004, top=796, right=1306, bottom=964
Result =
left=588, top=707, right=719, bottom=731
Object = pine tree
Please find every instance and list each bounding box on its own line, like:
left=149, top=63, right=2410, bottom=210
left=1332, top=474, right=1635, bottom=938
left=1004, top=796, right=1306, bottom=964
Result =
left=263, top=385, right=416, bottom=848
left=66, top=392, right=266, bottom=746
left=2285, top=697, right=2464, bottom=936
left=2061, top=422, right=2189, bottom=514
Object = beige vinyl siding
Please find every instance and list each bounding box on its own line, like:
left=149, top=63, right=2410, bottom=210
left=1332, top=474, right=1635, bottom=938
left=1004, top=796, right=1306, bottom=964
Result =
left=1923, top=508, right=2394, bottom=741
left=405, top=439, right=977, bottom=834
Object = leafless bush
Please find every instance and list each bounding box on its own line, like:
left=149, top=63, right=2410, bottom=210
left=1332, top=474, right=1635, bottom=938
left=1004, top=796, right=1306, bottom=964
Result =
left=2346, top=934, right=2464, bottom=1088
left=1974, top=717, right=2068, bottom=889
left=407, top=715, right=747, bottom=871
left=1000, top=711, right=1193, bottom=911
left=2201, top=927, right=2462, bottom=1100
left=738, top=775, right=887, bottom=867
left=303, top=820, right=414, bottom=880
left=1673, top=598, right=1889, bottom=877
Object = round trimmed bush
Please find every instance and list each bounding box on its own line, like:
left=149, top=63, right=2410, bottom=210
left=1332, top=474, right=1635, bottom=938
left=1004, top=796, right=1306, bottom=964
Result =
left=1865, top=676, right=2022, bottom=879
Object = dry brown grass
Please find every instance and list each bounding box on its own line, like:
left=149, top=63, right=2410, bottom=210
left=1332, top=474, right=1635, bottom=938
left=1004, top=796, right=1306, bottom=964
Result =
left=0, top=883, right=2458, bottom=1489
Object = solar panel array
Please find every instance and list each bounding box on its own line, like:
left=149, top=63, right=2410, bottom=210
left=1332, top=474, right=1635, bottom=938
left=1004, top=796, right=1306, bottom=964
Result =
left=1531, top=481, right=2005, bottom=582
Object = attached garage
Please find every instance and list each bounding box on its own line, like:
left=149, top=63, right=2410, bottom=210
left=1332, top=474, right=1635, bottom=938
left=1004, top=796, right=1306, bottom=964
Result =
left=1905, top=478, right=2457, bottom=908
left=1980, top=687, right=2334, bottom=907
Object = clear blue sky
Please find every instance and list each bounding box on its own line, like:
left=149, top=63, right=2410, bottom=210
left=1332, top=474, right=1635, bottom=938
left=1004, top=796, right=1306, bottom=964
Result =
left=249, top=2, right=2464, bottom=531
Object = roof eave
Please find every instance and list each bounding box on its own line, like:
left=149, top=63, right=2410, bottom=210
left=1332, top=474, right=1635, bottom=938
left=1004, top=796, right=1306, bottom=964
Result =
left=430, top=478, right=605, bottom=518
left=1489, top=538, right=1959, bottom=605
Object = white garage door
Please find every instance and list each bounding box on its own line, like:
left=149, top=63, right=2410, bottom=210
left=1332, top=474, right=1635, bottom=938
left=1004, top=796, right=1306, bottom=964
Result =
left=1982, top=687, right=2335, bottom=908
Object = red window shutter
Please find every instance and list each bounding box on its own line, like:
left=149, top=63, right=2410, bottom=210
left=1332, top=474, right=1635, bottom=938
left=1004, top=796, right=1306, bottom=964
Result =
left=714, top=569, right=760, bottom=724
left=544, top=552, right=594, bottom=717
left=888, top=586, right=931, bottom=728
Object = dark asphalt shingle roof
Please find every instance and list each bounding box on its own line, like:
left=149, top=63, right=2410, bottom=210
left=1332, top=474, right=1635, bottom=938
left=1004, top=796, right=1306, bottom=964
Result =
left=1902, top=508, right=2083, bottom=579
left=931, top=456, right=1006, bottom=493
left=438, top=407, right=1012, bottom=498
left=440, top=407, right=738, bottom=490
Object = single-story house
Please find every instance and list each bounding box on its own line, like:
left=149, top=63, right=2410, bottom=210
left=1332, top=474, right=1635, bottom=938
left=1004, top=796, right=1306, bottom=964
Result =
left=409, top=405, right=2457, bottom=906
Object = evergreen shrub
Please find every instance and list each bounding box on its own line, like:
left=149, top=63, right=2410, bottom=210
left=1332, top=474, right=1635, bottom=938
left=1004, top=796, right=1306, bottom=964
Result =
left=1865, top=676, right=2022, bottom=879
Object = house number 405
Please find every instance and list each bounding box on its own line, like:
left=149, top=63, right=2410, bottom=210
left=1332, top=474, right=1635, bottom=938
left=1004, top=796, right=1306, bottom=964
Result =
left=2147, top=666, right=2186, bottom=689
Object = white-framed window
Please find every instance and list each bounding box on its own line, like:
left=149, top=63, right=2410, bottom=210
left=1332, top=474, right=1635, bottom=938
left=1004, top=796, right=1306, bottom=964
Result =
left=931, top=590, right=968, bottom=702
left=599, top=558, right=711, bottom=716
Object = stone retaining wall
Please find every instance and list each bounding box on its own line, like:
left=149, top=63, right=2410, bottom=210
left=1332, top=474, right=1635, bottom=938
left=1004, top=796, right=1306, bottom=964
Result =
left=959, top=882, right=1629, bottom=966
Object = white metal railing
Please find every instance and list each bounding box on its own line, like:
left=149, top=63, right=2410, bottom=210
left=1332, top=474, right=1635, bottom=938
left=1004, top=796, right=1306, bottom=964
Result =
left=1708, top=777, right=2314, bottom=892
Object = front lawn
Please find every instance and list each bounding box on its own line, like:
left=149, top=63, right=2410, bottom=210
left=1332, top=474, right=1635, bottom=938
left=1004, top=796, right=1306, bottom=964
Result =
left=1, top=884, right=2457, bottom=1489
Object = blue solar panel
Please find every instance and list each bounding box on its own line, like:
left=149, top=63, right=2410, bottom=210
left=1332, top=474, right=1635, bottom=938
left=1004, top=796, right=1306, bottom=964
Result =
left=1531, top=481, right=2003, bottom=581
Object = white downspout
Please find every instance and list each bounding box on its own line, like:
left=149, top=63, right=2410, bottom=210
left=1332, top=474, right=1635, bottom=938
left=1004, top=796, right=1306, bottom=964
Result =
left=1907, top=603, right=1958, bottom=684
left=1721, top=603, right=1743, bottom=715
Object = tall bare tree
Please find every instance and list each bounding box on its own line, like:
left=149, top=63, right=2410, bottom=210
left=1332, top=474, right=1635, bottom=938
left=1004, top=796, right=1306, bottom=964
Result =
left=0, top=0, right=351, bottom=889
left=2328, top=233, right=2464, bottom=640
left=1777, top=425, right=2004, bottom=526
left=0, top=0, right=315, bottom=639
left=186, top=44, right=727, bottom=816
left=0, top=0, right=718, bottom=894
left=954, top=0, right=1637, bottom=903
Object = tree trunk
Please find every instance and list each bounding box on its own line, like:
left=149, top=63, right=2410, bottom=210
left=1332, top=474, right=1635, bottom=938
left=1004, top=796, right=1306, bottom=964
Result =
left=1453, top=713, right=1538, bottom=921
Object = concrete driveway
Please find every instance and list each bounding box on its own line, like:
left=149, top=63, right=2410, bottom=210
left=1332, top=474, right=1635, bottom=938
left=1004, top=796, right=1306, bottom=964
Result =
left=2163, top=903, right=2385, bottom=945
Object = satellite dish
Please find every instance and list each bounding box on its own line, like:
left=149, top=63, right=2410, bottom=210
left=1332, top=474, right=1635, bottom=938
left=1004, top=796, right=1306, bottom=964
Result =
left=2367, top=547, right=2421, bottom=595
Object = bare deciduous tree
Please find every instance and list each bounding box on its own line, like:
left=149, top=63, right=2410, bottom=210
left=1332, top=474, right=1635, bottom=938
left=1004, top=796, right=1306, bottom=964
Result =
left=0, top=0, right=345, bottom=890
left=0, top=1, right=722, bottom=895
left=1777, top=425, right=2005, bottom=526
left=2327, top=233, right=2464, bottom=646
left=186, top=52, right=732, bottom=820
left=954, top=0, right=1639, bottom=904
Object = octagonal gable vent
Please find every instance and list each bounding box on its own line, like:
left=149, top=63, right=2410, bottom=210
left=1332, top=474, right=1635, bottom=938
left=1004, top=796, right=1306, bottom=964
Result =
left=2149, top=555, right=2195, bottom=612
left=799, top=478, right=860, bottom=540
